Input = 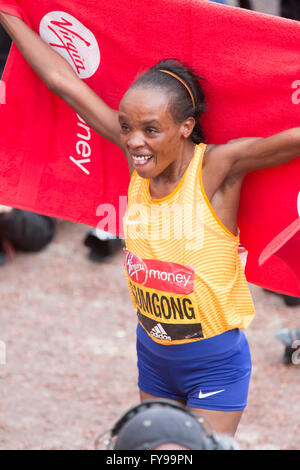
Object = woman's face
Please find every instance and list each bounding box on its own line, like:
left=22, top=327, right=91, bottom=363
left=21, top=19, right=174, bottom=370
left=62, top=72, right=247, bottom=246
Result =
left=119, top=87, right=191, bottom=179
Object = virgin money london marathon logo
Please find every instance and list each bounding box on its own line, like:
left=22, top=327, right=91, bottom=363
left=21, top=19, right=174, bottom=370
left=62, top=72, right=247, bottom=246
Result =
left=125, top=250, right=194, bottom=295
left=40, top=12, right=101, bottom=79
left=125, top=251, right=148, bottom=285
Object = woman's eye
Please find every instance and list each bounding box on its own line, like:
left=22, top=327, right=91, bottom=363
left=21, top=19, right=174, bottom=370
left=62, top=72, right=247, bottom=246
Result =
left=146, top=128, right=158, bottom=135
left=120, top=124, right=130, bottom=133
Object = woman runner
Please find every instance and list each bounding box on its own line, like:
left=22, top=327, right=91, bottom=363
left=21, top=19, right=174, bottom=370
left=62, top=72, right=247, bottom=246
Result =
left=1, top=11, right=299, bottom=437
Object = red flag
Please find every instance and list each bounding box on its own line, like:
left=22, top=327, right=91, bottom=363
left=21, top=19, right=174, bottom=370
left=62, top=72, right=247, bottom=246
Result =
left=0, top=0, right=299, bottom=296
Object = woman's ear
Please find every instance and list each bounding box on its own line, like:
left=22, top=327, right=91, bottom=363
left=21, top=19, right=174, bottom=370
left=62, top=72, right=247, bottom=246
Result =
left=181, top=117, right=195, bottom=139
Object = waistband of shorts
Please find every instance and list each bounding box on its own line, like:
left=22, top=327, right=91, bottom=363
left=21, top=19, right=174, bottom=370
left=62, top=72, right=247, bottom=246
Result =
left=137, top=323, right=243, bottom=360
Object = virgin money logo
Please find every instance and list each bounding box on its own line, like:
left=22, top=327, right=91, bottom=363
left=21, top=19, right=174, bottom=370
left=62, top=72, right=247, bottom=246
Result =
left=125, top=250, right=194, bottom=294
left=40, top=11, right=101, bottom=79
left=125, top=251, right=148, bottom=285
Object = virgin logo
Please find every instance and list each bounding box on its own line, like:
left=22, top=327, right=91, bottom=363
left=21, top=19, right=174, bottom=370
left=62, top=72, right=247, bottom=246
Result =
left=39, top=11, right=101, bottom=79
left=125, top=251, right=147, bottom=285
left=125, top=250, right=194, bottom=294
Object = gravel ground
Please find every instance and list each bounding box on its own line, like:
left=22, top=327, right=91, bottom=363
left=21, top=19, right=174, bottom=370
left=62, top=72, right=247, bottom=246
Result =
left=0, top=221, right=299, bottom=450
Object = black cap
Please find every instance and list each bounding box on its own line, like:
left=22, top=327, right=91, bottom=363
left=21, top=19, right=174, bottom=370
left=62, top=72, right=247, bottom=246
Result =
left=113, top=402, right=210, bottom=450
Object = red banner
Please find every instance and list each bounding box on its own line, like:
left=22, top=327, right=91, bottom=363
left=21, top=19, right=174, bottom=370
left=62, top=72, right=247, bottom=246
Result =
left=0, top=0, right=299, bottom=296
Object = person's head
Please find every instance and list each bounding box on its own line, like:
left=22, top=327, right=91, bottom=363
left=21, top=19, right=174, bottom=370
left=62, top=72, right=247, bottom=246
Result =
left=96, top=400, right=239, bottom=450
left=119, top=59, right=206, bottom=178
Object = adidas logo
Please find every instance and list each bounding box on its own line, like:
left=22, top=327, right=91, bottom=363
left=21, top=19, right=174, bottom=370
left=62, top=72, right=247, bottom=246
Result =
left=150, top=323, right=172, bottom=341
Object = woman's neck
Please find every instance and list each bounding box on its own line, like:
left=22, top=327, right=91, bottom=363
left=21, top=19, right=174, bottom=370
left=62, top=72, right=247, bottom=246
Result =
left=151, top=140, right=196, bottom=186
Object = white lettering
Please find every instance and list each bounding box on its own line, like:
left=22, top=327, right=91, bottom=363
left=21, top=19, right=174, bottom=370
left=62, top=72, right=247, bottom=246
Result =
left=292, top=340, right=300, bottom=365
left=76, top=140, right=91, bottom=158
left=0, top=340, right=6, bottom=365
left=124, top=203, right=148, bottom=240
left=151, top=456, right=164, bottom=464
left=186, top=203, right=204, bottom=250
left=106, top=456, right=141, bottom=467
left=291, top=80, right=300, bottom=105
left=183, top=274, right=191, bottom=287
left=149, top=269, right=160, bottom=279
left=148, top=269, right=190, bottom=287
left=118, top=196, right=128, bottom=239
left=77, top=113, right=87, bottom=123
left=77, top=121, right=91, bottom=140
left=69, top=156, right=90, bottom=175
left=159, top=204, right=183, bottom=240
left=69, top=114, right=92, bottom=174
left=0, top=80, right=6, bottom=104
left=96, top=203, right=116, bottom=235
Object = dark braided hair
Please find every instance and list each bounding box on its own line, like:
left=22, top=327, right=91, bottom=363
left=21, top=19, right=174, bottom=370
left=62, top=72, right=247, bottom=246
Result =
left=130, top=59, right=206, bottom=144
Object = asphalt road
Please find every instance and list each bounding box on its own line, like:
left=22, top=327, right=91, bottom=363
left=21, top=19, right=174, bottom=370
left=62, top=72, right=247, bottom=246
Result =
left=0, top=221, right=299, bottom=450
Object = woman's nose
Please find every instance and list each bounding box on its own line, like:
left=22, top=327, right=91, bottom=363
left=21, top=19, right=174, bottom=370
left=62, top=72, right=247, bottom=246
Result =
left=127, top=131, right=145, bottom=149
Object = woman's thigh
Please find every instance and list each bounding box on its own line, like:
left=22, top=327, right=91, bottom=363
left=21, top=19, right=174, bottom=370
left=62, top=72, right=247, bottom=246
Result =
left=140, top=390, right=244, bottom=437
left=186, top=406, right=244, bottom=437
left=139, top=389, right=185, bottom=407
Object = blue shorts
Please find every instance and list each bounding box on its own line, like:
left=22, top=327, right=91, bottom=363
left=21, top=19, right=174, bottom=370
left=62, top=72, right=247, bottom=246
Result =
left=137, top=324, right=252, bottom=411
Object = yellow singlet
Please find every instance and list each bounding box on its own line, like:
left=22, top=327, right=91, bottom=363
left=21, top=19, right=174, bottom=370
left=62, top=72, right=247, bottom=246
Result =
left=124, top=143, right=256, bottom=345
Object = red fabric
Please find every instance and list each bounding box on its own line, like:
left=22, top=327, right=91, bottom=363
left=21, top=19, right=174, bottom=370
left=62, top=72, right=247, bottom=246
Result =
left=259, top=219, right=300, bottom=293
left=0, top=0, right=299, bottom=296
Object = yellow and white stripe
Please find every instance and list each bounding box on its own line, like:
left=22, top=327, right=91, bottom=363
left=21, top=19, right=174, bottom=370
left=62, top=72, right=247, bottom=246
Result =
left=124, top=143, right=255, bottom=344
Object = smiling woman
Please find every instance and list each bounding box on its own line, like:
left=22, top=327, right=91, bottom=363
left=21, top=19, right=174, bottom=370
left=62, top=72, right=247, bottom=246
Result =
left=117, top=61, right=207, bottom=199
left=1, top=10, right=300, bottom=443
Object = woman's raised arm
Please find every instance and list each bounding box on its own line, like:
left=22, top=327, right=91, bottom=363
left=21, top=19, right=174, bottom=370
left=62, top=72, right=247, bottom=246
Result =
left=0, top=12, right=121, bottom=147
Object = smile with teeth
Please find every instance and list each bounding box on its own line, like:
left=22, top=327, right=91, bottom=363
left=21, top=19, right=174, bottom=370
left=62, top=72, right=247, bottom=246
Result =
left=131, top=154, right=153, bottom=165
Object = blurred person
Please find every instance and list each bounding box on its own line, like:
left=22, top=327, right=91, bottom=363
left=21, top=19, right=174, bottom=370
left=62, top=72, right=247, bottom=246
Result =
left=280, top=295, right=300, bottom=306
left=263, top=287, right=300, bottom=307
left=95, top=400, right=239, bottom=450
left=275, top=328, right=300, bottom=365
left=238, top=0, right=253, bottom=9
left=84, top=228, right=124, bottom=263
left=0, top=205, right=56, bottom=265
left=281, top=0, right=300, bottom=20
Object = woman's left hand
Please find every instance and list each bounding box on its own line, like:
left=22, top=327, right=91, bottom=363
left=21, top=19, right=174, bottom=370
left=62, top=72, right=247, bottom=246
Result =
left=0, top=205, right=13, bottom=214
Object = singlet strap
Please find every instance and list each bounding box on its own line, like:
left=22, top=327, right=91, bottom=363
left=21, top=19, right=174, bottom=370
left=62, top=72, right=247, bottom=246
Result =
left=197, top=144, right=239, bottom=239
